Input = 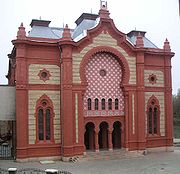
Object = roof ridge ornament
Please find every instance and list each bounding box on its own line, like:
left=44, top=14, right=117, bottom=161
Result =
left=100, top=0, right=107, bottom=10
left=17, top=22, right=26, bottom=39
left=62, top=24, right=72, bottom=41
left=163, top=38, right=171, bottom=52
left=99, top=0, right=110, bottom=19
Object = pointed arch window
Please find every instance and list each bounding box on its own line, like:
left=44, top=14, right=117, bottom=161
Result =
left=101, top=98, right=105, bottom=110
left=45, top=109, right=51, bottom=140
left=87, top=98, right=92, bottom=110
left=38, top=109, right=44, bottom=140
left=147, top=97, right=160, bottom=135
left=36, top=95, right=54, bottom=143
left=108, top=98, right=112, bottom=110
left=115, top=98, right=119, bottom=110
left=95, top=98, right=99, bottom=110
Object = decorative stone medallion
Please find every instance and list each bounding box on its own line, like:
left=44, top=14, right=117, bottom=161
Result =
left=38, top=68, right=51, bottom=82
left=148, top=74, right=157, bottom=84
left=99, top=69, right=107, bottom=77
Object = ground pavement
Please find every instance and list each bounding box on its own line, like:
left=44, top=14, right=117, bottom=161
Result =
left=0, top=148, right=180, bottom=174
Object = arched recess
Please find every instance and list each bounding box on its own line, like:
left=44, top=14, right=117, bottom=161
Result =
left=80, top=46, right=130, bottom=85
left=112, top=121, right=122, bottom=149
left=84, top=122, right=95, bottom=150
left=35, top=94, right=55, bottom=143
left=98, top=121, right=109, bottom=149
left=146, top=95, right=161, bottom=136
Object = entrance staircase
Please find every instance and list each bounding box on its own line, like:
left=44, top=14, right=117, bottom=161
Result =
left=84, top=149, right=143, bottom=161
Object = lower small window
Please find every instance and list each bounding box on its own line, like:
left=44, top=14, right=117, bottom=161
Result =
left=102, top=98, right=105, bottom=110
left=115, top=98, right=118, bottom=110
left=108, top=98, right=112, bottom=110
left=95, top=98, right=99, bottom=110
left=87, top=98, right=91, bottom=110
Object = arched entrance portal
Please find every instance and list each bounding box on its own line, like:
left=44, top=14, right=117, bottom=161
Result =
left=98, top=122, right=108, bottom=149
left=112, top=121, right=121, bottom=149
left=84, top=122, right=95, bottom=150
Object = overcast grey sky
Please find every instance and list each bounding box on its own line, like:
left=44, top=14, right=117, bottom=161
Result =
left=0, top=0, right=179, bottom=94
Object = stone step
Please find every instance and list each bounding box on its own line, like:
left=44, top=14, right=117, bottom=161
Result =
left=174, top=139, right=180, bottom=147
left=84, top=149, right=143, bottom=161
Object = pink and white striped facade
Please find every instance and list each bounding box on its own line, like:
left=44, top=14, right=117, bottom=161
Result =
left=84, top=52, right=124, bottom=116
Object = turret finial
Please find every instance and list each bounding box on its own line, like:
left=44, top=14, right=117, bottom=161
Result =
left=17, top=22, right=26, bottom=39
left=62, top=24, right=72, bottom=40
left=99, top=0, right=110, bottom=19
left=163, top=38, right=171, bottom=52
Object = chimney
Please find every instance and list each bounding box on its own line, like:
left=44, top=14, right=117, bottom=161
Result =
left=127, top=30, right=146, bottom=38
left=75, top=13, right=98, bottom=26
left=30, top=19, right=51, bottom=27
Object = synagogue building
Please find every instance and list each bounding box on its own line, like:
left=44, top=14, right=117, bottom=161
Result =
left=1, top=2, right=174, bottom=161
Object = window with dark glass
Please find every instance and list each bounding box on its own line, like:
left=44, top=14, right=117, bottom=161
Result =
left=115, top=98, right=118, bottom=110
left=101, top=98, right=105, bottom=110
left=148, top=107, right=152, bottom=134
left=153, top=108, right=158, bottom=134
left=46, top=109, right=51, bottom=140
left=38, top=108, right=51, bottom=141
left=38, top=109, right=44, bottom=140
left=95, top=98, right=99, bottom=110
left=148, top=103, right=159, bottom=135
left=87, top=98, right=91, bottom=110
left=108, top=98, right=112, bottom=110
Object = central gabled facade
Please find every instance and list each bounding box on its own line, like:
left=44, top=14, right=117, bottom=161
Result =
left=7, top=2, right=174, bottom=161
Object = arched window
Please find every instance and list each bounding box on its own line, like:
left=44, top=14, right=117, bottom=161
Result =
left=153, top=107, right=158, bottom=134
left=45, top=109, right=51, bottom=140
left=148, top=107, right=153, bottom=134
left=101, top=98, right=105, bottom=110
left=36, top=95, right=54, bottom=142
left=87, top=98, right=91, bottom=110
left=147, top=97, right=160, bottom=135
left=38, top=109, right=44, bottom=140
left=108, top=98, right=112, bottom=110
left=115, top=98, right=118, bottom=110
left=95, top=98, right=99, bottom=110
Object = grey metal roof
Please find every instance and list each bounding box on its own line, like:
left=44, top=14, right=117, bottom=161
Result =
left=51, top=27, right=64, bottom=38
left=127, top=35, right=158, bottom=48
left=28, top=26, right=62, bottom=39
left=72, top=19, right=98, bottom=41
left=28, top=26, right=75, bottom=39
left=27, top=16, right=158, bottom=49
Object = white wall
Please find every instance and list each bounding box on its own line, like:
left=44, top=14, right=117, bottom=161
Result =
left=0, top=86, right=15, bottom=120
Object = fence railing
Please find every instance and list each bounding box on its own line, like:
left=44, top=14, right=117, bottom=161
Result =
left=0, top=145, right=12, bottom=159
left=0, top=168, right=72, bottom=174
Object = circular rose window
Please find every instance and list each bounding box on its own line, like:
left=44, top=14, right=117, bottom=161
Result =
left=99, top=69, right=106, bottom=77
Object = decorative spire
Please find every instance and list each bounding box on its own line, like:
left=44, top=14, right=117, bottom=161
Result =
left=163, top=38, right=171, bottom=52
left=136, top=32, right=144, bottom=48
left=100, top=0, right=107, bottom=10
left=99, top=1, right=110, bottom=19
left=17, top=22, right=26, bottom=39
left=62, top=24, right=72, bottom=40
